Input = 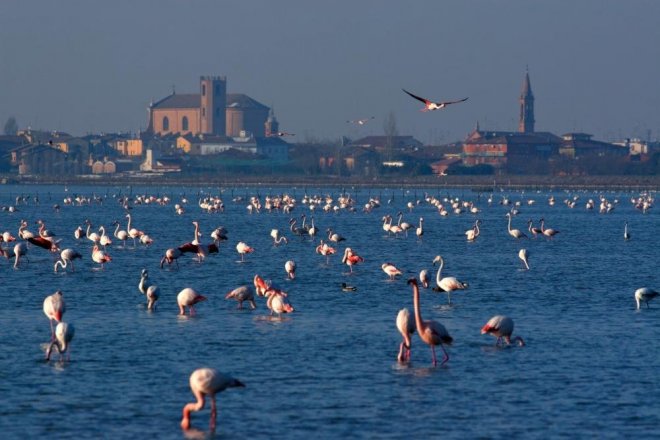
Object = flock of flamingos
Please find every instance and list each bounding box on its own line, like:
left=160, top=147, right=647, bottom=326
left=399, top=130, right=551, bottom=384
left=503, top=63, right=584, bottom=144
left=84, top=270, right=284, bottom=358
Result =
left=7, top=187, right=657, bottom=432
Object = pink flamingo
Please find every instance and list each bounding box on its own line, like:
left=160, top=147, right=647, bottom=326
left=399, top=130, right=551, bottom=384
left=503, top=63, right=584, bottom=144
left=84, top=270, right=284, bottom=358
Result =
left=92, top=245, right=112, bottom=269
left=341, top=247, right=364, bottom=273
left=177, top=288, right=207, bottom=315
left=225, top=286, right=257, bottom=309
left=265, top=288, right=294, bottom=318
left=408, top=278, right=453, bottom=366
left=481, top=315, right=525, bottom=346
left=285, top=260, right=296, bottom=279
left=180, top=368, right=245, bottom=431
left=54, top=248, right=82, bottom=273
left=43, top=290, right=65, bottom=339
left=382, top=262, right=402, bottom=280
left=315, top=240, right=336, bottom=264
left=46, top=321, right=75, bottom=361
left=396, top=308, right=415, bottom=363
left=236, top=242, right=254, bottom=262
left=253, top=274, right=269, bottom=296
left=160, top=248, right=182, bottom=269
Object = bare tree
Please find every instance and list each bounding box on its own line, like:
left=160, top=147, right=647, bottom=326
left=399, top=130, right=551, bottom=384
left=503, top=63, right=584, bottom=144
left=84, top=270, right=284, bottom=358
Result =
left=4, top=116, right=18, bottom=135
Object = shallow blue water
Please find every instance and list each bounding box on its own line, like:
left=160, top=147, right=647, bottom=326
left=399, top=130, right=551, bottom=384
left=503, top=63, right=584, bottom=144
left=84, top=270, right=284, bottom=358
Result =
left=0, top=184, right=658, bottom=439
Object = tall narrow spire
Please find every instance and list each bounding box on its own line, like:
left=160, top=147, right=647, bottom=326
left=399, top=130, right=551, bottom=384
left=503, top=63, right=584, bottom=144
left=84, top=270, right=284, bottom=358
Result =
left=519, top=68, right=535, bottom=133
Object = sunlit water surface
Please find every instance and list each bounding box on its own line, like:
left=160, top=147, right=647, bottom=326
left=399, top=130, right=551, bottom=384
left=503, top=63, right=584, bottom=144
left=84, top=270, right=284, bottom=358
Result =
left=0, top=184, right=658, bottom=439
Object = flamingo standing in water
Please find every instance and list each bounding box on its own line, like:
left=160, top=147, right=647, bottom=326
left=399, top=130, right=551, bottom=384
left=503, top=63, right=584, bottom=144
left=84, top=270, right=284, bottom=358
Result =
left=126, top=213, right=144, bottom=247
left=73, top=225, right=84, bottom=240
left=419, top=269, right=430, bottom=288
left=180, top=367, right=245, bottom=431
left=177, top=288, right=207, bottom=315
left=84, top=220, right=100, bottom=245
left=396, top=308, right=415, bottom=363
left=91, top=245, right=112, bottom=269
left=236, top=242, right=254, bottom=262
left=225, top=285, right=257, bottom=309
left=635, top=287, right=659, bottom=310
left=46, top=321, right=75, bottom=361
left=505, top=212, right=527, bottom=239
left=540, top=218, right=559, bottom=238
left=160, top=248, right=182, bottom=269
left=3, top=242, right=28, bottom=268
left=518, top=249, right=530, bottom=270
left=285, top=260, right=296, bottom=279
left=416, top=217, right=424, bottom=239
left=253, top=274, right=269, bottom=296
left=341, top=247, right=364, bottom=273
left=265, top=288, right=294, bottom=318
left=431, top=255, right=468, bottom=304
left=624, top=221, right=630, bottom=240
left=327, top=228, right=346, bottom=243
left=138, top=269, right=160, bottom=310
left=315, top=240, right=336, bottom=264
left=465, top=219, right=481, bottom=241
left=54, top=248, right=82, bottom=273
left=43, top=290, right=65, bottom=339
left=113, top=221, right=128, bottom=247
left=481, top=315, right=525, bottom=346
left=98, top=226, right=112, bottom=249
left=382, top=262, right=402, bottom=280
left=408, top=278, right=453, bottom=366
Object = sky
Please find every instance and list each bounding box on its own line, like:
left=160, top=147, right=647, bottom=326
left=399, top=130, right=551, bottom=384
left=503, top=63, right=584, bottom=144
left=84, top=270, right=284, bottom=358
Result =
left=0, top=0, right=658, bottom=145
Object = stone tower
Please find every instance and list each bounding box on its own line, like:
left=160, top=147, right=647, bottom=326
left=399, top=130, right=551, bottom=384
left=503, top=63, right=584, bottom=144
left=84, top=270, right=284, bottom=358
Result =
left=200, top=76, right=227, bottom=135
left=264, top=108, right=279, bottom=137
left=518, top=69, right=535, bottom=133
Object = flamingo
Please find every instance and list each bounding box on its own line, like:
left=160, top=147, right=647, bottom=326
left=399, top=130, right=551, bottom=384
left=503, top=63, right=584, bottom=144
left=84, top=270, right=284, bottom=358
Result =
left=402, top=89, right=468, bottom=112
left=315, top=240, right=336, bottom=264
left=98, top=226, right=112, bottom=248
left=635, top=287, right=659, bottom=310
left=396, top=308, right=415, bottom=363
left=518, top=249, right=530, bottom=270
left=506, top=212, right=527, bottom=239
left=346, top=116, right=375, bottom=125
left=481, top=315, right=525, bottom=346
left=327, top=228, right=345, bottom=243
left=211, top=226, right=228, bottom=244
left=253, top=274, right=269, bottom=296
left=125, top=213, right=143, bottom=246
left=265, top=288, right=294, bottom=318
left=540, top=218, right=559, bottom=238
left=43, top=290, right=65, bottom=339
left=624, top=221, right=630, bottom=240
left=408, top=278, right=453, bottom=366
left=113, top=221, right=128, bottom=247
left=37, top=219, right=56, bottom=240
left=236, top=242, right=254, bottom=262
left=180, top=368, right=245, bottom=431
left=416, top=217, right=424, bottom=239
left=18, top=219, right=35, bottom=239
left=192, top=221, right=202, bottom=245
left=382, top=262, right=402, bottom=280
left=177, top=288, right=207, bottom=315
left=431, top=255, right=468, bottom=304
left=225, top=285, right=257, bottom=309
left=54, top=248, right=82, bottom=273
left=527, top=219, right=542, bottom=237
left=91, top=244, right=112, bottom=269
left=73, top=225, right=84, bottom=240
left=45, top=322, right=75, bottom=361
left=397, top=212, right=412, bottom=236
left=160, top=248, right=182, bottom=269
left=465, top=219, right=481, bottom=241
left=139, top=234, right=153, bottom=246
left=285, top=260, right=296, bottom=279
left=419, top=269, right=430, bottom=288
left=270, top=229, right=288, bottom=246
left=84, top=220, right=100, bottom=244
left=341, top=247, right=364, bottom=273
left=138, top=269, right=160, bottom=310
left=1, top=231, right=16, bottom=243
left=307, top=216, right=317, bottom=240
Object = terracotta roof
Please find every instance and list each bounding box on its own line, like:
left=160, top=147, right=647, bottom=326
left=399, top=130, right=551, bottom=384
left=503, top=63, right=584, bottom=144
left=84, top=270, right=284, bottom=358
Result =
left=226, top=94, right=269, bottom=110
left=151, top=94, right=200, bottom=109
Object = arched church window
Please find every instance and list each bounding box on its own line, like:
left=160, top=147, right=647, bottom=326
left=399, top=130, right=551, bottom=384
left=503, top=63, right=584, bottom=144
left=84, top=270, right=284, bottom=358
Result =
left=163, top=116, right=169, bottom=131
left=202, top=84, right=206, bottom=96
left=182, top=116, right=189, bottom=131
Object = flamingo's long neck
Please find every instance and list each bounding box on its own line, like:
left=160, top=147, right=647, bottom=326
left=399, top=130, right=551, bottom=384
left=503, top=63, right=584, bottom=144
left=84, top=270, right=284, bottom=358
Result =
left=411, top=282, right=425, bottom=334
left=507, top=215, right=513, bottom=232
left=114, top=223, right=120, bottom=237
left=86, top=223, right=93, bottom=237
left=474, top=222, right=480, bottom=237
left=540, top=219, right=545, bottom=232
left=436, top=259, right=444, bottom=285
left=193, top=223, right=199, bottom=242
left=126, top=215, right=132, bottom=232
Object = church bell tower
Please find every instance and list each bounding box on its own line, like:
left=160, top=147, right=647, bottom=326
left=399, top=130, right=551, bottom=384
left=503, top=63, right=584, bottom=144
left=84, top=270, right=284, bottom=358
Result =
left=518, top=69, right=535, bottom=133
left=200, top=76, right=227, bottom=135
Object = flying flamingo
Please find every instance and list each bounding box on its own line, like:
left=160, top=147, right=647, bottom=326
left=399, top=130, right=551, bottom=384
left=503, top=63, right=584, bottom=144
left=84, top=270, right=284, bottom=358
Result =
left=402, top=88, right=468, bottom=111
left=43, top=290, right=65, bottom=339
left=236, top=242, right=254, bottom=262
left=408, top=278, right=453, bottom=366
left=382, top=262, right=402, bottom=280
left=481, top=315, right=525, bottom=346
left=180, top=367, right=245, bottom=431
left=177, top=288, right=207, bottom=315
left=505, top=212, right=527, bottom=239
left=432, top=255, right=468, bottom=304
left=46, top=321, right=75, bottom=361
left=285, top=260, right=296, bottom=279
left=635, top=287, right=659, bottom=310
left=315, top=240, right=336, bottom=264
left=518, top=249, right=530, bottom=270
left=138, top=269, right=160, bottom=310
left=396, top=308, right=415, bottom=363
left=91, top=244, right=112, bottom=269
left=225, top=285, right=257, bottom=309
left=341, top=247, right=364, bottom=273
left=54, top=248, right=82, bottom=273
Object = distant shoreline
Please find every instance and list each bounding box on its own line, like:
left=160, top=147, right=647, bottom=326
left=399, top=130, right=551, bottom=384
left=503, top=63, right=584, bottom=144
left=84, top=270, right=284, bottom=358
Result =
left=2, top=174, right=659, bottom=191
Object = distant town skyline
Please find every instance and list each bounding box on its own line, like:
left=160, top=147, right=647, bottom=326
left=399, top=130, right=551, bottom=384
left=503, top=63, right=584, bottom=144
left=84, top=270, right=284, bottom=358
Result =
left=0, top=1, right=658, bottom=144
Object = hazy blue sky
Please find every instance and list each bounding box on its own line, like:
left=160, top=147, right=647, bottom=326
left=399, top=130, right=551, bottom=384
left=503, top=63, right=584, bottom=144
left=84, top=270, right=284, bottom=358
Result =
left=0, top=0, right=658, bottom=144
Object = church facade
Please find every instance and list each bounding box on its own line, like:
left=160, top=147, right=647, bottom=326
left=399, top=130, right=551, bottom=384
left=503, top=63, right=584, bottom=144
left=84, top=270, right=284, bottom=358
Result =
left=147, top=76, right=270, bottom=138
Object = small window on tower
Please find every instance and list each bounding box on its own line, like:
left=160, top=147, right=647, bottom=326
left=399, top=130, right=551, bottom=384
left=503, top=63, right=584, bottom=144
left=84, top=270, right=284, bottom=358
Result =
left=202, top=84, right=206, bottom=96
